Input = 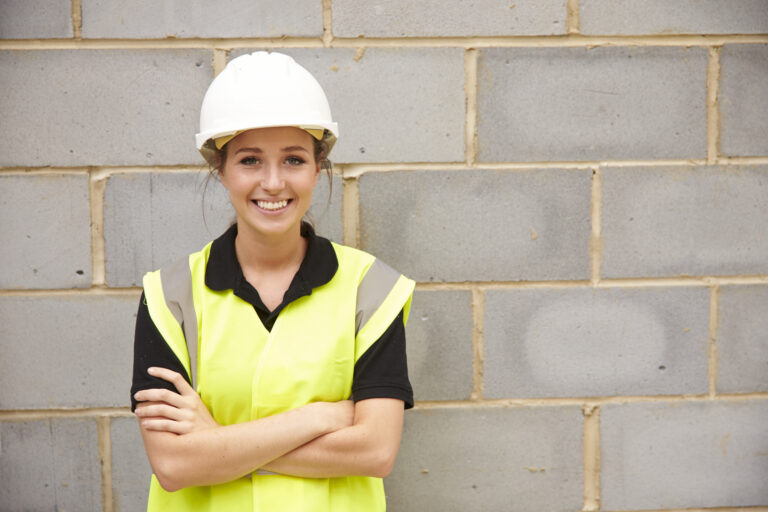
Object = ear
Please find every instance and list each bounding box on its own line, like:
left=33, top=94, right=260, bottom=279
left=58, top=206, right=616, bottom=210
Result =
left=212, top=147, right=227, bottom=178
left=217, top=165, right=230, bottom=190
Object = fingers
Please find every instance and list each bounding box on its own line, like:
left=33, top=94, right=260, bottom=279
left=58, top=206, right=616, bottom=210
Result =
left=135, top=401, right=185, bottom=422
left=135, top=401, right=193, bottom=434
left=139, top=416, right=189, bottom=435
left=147, top=367, right=195, bottom=396
left=134, top=387, right=185, bottom=408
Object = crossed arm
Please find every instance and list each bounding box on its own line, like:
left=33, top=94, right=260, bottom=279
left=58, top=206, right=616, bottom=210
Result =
left=134, top=367, right=405, bottom=492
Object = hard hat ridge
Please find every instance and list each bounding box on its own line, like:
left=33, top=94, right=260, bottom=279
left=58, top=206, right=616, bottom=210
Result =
left=196, top=51, right=339, bottom=166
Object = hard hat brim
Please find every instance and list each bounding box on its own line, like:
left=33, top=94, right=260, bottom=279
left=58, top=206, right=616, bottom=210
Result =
left=196, top=123, right=338, bottom=168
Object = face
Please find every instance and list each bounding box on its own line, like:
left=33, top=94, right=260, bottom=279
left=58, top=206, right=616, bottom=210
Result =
left=219, top=126, right=320, bottom=241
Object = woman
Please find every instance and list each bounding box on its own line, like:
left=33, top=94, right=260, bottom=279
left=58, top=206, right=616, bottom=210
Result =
left=130, top=51, right=415, bottom=511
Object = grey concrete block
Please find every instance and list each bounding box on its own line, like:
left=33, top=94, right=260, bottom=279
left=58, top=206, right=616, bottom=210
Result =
left=484, top=287, right=710, bottom=399
left=111, top=417, right=152, bottom=512
left=601, top=399, right=768, bottom=509
left=581, top=0, right=768, bottom=35
left=406, top=290, right=474, bottom=401
left=358, top=169, right=591, bottom=282
left=0, top=174, right=91, bottom=289
left=720, top=44, right=768, bottom=157
left=0, top=0, right=73, bottom=38
left=0, top=418, right=101, bottom=511
left=717, top=285, right=768, bottom=393
left=104, top=172, right=234, bottom=287
left=386, top=406, right=583, bottom=511
left=231, top=48, right=466, bottom=163
left=333, top=0, right=567, bottom=37
left=477, top=47, right=707, bottom=162
left=82, top=0, right=322, bottom=38
left=0, top=50, right=212, bottom=167
left=0, top=294, right=138, bottom=409
left=602, top=165, right=768, bottom=278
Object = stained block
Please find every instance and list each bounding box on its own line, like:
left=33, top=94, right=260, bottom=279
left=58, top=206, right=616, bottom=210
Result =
left=484, top=286, right=710, bottom=398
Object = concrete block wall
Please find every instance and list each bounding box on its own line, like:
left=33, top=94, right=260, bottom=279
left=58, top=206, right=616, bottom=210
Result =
left=1, top=1, right=766, bottom=511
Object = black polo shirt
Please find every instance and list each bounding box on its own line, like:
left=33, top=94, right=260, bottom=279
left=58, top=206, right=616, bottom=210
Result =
left=131, top=222, right=413, bottom=412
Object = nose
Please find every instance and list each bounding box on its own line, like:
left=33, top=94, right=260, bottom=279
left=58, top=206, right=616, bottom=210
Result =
left=261, top=162, right=284, bottom=192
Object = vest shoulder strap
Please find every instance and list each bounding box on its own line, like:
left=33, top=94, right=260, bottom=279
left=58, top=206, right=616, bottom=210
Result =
left=159, top=255, right=199, bottom=388
left=355, top=258, right=400, bottom=333
left=143, top=252, right=202, bottom=389
left=353, top=256, right=415, bottom=361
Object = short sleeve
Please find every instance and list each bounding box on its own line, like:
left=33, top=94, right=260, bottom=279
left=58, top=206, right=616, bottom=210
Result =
left=130, top=293, right=190, bottom=411
left=352, top=310, right=413, bottom=409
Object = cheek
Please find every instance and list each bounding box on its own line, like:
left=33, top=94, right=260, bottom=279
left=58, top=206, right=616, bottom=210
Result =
left=219, top=178, right=237, bottom=199
left=220, top=170, right=250, bottom=194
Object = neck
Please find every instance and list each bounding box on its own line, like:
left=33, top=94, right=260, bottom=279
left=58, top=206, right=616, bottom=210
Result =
left=233, top=222, right=307, bottom=274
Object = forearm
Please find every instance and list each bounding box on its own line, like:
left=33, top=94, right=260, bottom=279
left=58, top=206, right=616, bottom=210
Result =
left=262, top=398, right=405, bottom=479
left=141, top=403, right=339, bottom=491
left=261, top=425, right=391, bottom=478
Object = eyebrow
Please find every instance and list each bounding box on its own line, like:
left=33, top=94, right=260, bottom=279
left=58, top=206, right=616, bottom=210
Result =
left=234, top=145, right=310, bottom=155
left=282, top=145, right=310, bottom=153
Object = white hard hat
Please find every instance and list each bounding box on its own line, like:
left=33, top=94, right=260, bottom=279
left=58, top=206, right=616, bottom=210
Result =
left=196, top=51, right=338, bottom=166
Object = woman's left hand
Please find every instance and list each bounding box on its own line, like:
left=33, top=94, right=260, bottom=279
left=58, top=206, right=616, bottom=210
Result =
left=134, top=367, right=220, bottom=435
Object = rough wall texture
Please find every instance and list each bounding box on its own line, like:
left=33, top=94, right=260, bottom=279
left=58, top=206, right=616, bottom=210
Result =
left=1, top=1, right=767, bottom=511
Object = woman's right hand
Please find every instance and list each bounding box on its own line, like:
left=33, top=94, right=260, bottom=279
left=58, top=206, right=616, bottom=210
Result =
left=134, top=367, right=220, bottom=435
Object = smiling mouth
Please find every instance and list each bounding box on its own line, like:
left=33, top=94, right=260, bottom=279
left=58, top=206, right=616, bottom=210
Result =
left=254, top=199, right=290, bottom=211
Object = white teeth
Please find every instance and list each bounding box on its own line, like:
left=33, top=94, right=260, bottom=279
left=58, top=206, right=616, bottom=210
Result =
left=256, top=199, right=288, bottom=210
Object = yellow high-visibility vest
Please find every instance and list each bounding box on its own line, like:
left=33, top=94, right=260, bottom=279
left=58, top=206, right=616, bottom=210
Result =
left=141, top=240, right=415, bottom=511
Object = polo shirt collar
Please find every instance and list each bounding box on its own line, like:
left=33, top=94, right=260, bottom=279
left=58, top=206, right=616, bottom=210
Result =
left=205, top=222, right=339, bottom=300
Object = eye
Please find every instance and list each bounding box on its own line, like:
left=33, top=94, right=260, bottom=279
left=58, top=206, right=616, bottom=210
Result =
left=286, top=156, right=306, bottom=166
left=240, top=156, right=260, bottom=165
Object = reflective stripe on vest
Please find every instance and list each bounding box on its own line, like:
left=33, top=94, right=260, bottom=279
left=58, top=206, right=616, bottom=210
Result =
left=159, top=254, right=199, bottom=388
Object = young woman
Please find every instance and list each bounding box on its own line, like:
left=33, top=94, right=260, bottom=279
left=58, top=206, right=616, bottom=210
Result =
left=130, top=51, right=415, bottom=511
